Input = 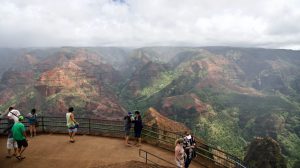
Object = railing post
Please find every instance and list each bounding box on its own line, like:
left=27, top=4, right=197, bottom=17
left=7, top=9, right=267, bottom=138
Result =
left=42, top=116, right=45, bottom=133
left=146, top=152, right=148, bottom=164
left=88, top=118, right=91, bottom=134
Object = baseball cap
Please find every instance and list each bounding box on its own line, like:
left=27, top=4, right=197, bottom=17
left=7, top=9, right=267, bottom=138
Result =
left=18, top=115, right=24, bottom=121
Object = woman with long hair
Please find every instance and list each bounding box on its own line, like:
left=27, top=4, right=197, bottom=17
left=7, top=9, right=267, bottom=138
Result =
left=26, top=109, right=37, bottom=137
left=175, top=138, right=185, bottom=168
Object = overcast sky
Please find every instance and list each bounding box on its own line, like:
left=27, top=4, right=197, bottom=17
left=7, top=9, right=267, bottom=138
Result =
left=0, top=0, right=300, bottom=49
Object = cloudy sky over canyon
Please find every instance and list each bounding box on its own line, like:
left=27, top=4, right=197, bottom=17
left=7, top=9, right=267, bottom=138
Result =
left=0, top=0, right=299, bottom=49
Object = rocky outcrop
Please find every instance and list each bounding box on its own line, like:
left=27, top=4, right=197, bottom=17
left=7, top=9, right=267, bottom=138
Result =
left=143, top=107, right=190, bottom=133
left=161, top=93, right=213, bottom=117
left=244, top=137, right=287, bottom=168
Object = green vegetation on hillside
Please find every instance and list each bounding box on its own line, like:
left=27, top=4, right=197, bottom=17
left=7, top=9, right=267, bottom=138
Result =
left=140, top=71, right=179, bottom=98
left=194, top=87, right=300, bottom=167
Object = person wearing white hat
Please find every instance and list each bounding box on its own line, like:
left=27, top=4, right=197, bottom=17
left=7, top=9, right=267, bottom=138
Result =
left=7, top=107, right=21, bottom=123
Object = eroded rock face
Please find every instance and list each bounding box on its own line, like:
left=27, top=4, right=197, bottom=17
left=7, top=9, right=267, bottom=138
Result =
left=244, top=137, right=287, bottom=168
left=143, top=107, right=190, bottom=133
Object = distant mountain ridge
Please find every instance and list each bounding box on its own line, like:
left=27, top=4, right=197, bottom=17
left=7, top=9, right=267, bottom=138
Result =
left=0, top=46, right=300, bottom=167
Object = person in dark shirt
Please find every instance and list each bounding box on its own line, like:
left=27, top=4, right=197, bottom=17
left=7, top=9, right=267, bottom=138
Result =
left=183, top=131, right=196, bottom=168
left=124, top=112, right=133, bottom=146
left=133, top=111, right=143, bottom=147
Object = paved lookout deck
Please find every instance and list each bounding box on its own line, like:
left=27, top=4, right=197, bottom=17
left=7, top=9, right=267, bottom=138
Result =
left=0, top=134, right=203, bottom=168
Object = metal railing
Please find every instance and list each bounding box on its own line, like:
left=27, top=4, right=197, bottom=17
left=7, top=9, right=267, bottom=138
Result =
left=0, top=116, right=247, bottom=168
left=139, top=149, right=176, bottom=168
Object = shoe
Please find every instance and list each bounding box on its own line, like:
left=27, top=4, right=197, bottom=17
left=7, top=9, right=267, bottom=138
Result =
left=6, top=155, right=12, bottom=158
left=16, top=156, right=25, bottom=160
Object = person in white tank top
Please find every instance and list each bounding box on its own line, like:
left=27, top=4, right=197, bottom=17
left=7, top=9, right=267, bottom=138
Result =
left=66, top=107, right=78, bottom=143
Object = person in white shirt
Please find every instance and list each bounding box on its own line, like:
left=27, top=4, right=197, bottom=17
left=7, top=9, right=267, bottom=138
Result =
left=7, top=107, right=21, bottom=123
left=175, top=138, right=185, bottom=168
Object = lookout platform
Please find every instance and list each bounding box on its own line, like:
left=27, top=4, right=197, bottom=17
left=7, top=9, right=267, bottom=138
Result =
left=0, top=134, right=202, bottom=168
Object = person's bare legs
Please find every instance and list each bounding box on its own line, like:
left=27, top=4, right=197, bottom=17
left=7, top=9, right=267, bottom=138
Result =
left=138, top=138, right=142, bottom=146
left=20, top=147, right=26, bottom=156
left=7, top=149, right=12, bottom=157
left=16, top=147, right=26, bottom=160
left=125, top=135, right=131, bottom=146
left=13, top=147, right=17, bottom=156
left=72, top=132, right=76, bottom=141
left=124, top=135, right=128, bottom=144
left=69, top=131, right=76, bottom=142
left=134, top=137, right=138, bottom=145
left=16, top=148, right=21, bottom=159
left=7, top=140, right=17, bottom=158
left=29, top=125, right=33, bottom=137
left=69, top=132, right=72, bottom=141
left=33, top=125, right=37, bottom=137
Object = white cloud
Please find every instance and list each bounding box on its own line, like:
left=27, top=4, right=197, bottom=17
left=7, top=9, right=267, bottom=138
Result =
left=0, top=0, right=299, bottom=49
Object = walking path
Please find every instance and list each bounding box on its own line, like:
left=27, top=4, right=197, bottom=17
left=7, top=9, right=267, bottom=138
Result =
left=0, top=134, right=203, bottom=168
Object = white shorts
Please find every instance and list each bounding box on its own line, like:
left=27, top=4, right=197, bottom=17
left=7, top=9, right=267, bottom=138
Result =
left=7, top=138, right=18, bottom=149
left=68, top=128, right=77, bottom=133
left=175, top=159, right=184, bottom=168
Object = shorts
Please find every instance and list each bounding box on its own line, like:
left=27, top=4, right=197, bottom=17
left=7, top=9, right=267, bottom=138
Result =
left=7, top=138, right=18, bottom=149
left=29, top=119, right=37, bottom=125
left=134, top=129, right=142, bottom=138
left=125, top=127, right=131, bottom=136
left=68, top=128, right=77, bottom=133
left=175, top=159, right=184, bottom=168
left=16, top=139, right=28, bottom=149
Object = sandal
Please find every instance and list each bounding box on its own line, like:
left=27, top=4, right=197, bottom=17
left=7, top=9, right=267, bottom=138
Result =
left=16, top=156, right=25, bottom=160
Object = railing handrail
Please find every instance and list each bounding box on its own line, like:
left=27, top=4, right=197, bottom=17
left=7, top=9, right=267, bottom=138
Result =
left=0, top=116, right=247, bottom=168
left=139, top=148, right=177, bottom=167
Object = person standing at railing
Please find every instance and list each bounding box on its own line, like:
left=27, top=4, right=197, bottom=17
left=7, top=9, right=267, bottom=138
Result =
left=66, top=107, right=79, bottom=143
left=183, top=131, right=196, bottom=168
left=7, top=107, right=21, bottom=123
left=175, top=138, right=185, bottom=168
left=133, top=111, right=143, bottom=147
left=124, top=111, right=133, bottom=146
left=26, top=108, right=38, bottom=137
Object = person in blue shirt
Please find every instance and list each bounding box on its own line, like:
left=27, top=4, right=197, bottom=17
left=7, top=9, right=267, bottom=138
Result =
left=26, top=108, right=38, bottom=137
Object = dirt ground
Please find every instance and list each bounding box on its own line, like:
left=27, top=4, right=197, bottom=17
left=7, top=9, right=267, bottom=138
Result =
left=0, top=134, right=203, bottom=168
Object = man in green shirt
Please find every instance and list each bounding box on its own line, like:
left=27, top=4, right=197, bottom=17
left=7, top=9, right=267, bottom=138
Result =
left=12, top=115, right=28, bottom=160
